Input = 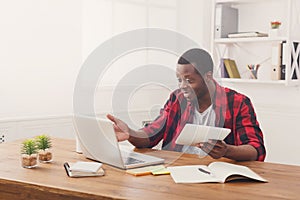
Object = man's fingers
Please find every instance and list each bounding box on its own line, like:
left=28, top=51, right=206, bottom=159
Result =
left=107, top=114, right=123, bottom=126
left=201, top=144, right=219, bottom=158
left=113, top=124, right=122, bottom=132
left=207, top=140, right=223, bottom=148
left=106, top=114, right=115, bottom=122
left=199, top=140, right=227, bottom=159
left=195, top=143, right=202, bottom=148
left=200, top=141, right=220, bottom=152
left=200, top=142, right=213, bottom=153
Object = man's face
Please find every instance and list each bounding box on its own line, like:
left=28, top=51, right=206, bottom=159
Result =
left=176, top=64, right=208, bottom=101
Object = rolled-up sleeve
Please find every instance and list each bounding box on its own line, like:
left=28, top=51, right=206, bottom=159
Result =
left=235, top=97, right=266, bottom=161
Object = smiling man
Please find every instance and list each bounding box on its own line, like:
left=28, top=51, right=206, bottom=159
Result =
left=107, top=48, right=266, bottom=161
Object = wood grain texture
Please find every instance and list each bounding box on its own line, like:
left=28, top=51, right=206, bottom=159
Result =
left=0, top=138, right=299, bottom=200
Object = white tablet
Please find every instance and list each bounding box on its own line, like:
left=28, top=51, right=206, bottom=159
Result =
left=175, top=124, right=231, bottom=145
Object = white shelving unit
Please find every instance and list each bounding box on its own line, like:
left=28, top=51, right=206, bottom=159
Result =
left=211, top=0, right=300, bottom=86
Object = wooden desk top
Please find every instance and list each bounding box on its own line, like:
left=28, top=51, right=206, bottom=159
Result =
left=0, top=138, right=299, bottom=200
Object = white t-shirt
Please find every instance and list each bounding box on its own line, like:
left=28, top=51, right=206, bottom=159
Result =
left=182, top=105, right=216, bottom=156
left=192, top=105, right=215, bottom=126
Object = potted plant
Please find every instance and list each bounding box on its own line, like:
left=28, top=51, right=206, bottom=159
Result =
left=21, top=139, right=38, bottom=168
left=35, top=134, right=53, bottom=163
left=271, top=21, right=281, bottom=29
left=269, top=21, right=282, bottom=37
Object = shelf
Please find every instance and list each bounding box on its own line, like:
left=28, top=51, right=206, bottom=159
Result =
left=212, top=0, right=300, bottom=86
left=215, top=0, right=282, bottom=4
left=217, top=78, right=300, bottom=86
left=219, top=78, right=285, bottom=84
left=214, top=37, right=287, bottom=44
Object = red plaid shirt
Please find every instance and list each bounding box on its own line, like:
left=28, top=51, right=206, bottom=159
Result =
left=142, top=81, right=266, bottom=161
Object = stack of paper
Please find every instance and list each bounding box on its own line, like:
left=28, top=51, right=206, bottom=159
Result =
left=228, top=32, right=268, bottom=38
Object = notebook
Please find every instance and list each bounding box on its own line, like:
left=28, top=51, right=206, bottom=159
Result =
left=64, top=162, right=105, bottom=177
left=73, top=115, right=164, bottom=169
left=69, top=161, right=102, bottom=173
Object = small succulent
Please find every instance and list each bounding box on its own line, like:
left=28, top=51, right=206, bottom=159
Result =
left=35, top=134, right=52, bottom=150
left=21, top=139, right=38, bottom=155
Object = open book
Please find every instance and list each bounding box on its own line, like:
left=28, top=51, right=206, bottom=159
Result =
left=167, top=162, right=267, bottom=184
left=64, top=161, right=105, bottom=177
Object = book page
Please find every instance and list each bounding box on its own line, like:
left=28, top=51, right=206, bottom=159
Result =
left=167, top=165, right=220, bottom=183
left=208, top=162, right=267, bottom=183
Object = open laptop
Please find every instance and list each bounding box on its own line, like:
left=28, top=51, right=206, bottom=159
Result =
left=73, top=115, right=164, bottom=169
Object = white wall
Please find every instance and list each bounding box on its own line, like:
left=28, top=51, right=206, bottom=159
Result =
left=177, top=0, right=211, bottom=51
left=82, top=0, right=179, bottom=84
left=0, top=0, right=207, bottom=120
left=0, top=0, right=82, bottom=119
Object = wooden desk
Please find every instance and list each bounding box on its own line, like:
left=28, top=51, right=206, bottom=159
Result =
left=0, top=138, right=299, bottom=200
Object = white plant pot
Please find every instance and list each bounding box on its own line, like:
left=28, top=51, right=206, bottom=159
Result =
left=269, top=29, right=279, bottom=37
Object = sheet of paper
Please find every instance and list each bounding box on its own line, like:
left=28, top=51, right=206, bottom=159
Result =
left=176, top=124, right=231, bottom=145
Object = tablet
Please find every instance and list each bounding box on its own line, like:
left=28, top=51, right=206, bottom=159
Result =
left=175, top=124, right=231, bottom=145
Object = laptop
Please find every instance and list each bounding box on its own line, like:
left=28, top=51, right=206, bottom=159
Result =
left=73, top=115, right=164, bottom=169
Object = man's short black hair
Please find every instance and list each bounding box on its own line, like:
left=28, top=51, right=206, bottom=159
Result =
left=177, top=48, right=214, bottom=75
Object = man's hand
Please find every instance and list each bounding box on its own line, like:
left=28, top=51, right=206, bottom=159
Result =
left=106, top=114, right=130, bottom=142
left=196, top=139, right=228, bottom=159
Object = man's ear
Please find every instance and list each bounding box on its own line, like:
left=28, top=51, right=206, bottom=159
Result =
left=205, top=71, right=213, bottom=81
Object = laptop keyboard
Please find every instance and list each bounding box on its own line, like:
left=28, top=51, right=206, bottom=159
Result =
left=124, top=157, right=145, bottom=165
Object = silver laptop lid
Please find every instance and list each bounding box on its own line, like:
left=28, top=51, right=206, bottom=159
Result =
left=73, top=115, right=164, bottom=169
left=74, top=115, right=125, bottom=169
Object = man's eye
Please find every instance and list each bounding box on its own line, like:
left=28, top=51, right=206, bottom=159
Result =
left=177, top=78, right=182, bottom=83
left=186, top=79, right=192, bottom=83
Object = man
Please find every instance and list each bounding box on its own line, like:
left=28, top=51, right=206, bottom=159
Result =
left=107, top=48, right=266, bottom=161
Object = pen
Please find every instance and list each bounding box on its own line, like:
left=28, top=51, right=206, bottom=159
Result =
left=256, top=64, right=260, bottom=71
left=198, top=167, right=211, bottom=175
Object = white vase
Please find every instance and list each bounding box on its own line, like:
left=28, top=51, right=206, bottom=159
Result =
left=269, top=29, right=279, bottom=37
left=75, top=136, right=83, bottom=153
